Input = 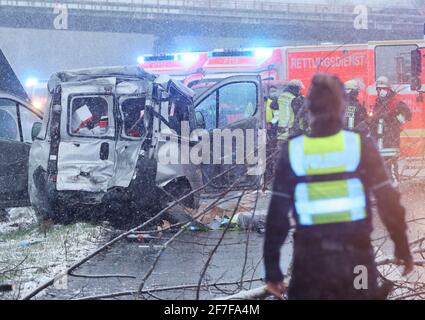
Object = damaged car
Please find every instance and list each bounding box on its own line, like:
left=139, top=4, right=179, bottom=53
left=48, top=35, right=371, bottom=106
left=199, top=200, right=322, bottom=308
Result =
left=0, top=91, right=43, bottom=220
left=0, top=49, right=43, bottom=221
left=28, top=66, right=203, bottom=225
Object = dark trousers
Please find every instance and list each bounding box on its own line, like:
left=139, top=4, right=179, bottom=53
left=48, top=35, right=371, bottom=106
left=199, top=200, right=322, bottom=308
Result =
left=265, top=129, right=279, bottom=185
left=288, top=239, right=383, bottom=300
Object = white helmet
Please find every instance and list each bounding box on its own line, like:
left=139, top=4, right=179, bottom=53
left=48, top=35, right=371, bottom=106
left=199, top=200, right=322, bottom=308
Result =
left=345, top=79, right=360, bottom=91
left=376, top=76, right=391, bottom=89
left=288, top=79, right=304, bottom=89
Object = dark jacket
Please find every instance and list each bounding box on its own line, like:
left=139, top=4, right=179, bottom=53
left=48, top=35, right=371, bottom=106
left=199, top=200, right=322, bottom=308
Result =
left=344, top=97, right=368, bottom=134
left=370, top=92, right=411, bottom=149
left=290, top=95, right=307, bottom=136
left=264, top=126, right=411, bottom=284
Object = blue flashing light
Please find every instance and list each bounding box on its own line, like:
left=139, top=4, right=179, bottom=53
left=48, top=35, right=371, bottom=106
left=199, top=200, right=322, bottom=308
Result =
left=25, top=77, right=39, bottom=87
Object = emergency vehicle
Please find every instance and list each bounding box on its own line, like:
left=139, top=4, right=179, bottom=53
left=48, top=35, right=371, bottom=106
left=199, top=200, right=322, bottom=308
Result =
left=138, top=51, right=207, bottom=81
left=138, top=48, right=286, bottom=94
left=139, top=40, right=425, bottom=173
left=184, top=48, right=285, bottom=93
left=285, top=41, right=425, bottom=164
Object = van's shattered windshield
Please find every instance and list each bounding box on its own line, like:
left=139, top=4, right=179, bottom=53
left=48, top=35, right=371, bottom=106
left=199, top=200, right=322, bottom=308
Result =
left=1, top=0, right=425, bottom=304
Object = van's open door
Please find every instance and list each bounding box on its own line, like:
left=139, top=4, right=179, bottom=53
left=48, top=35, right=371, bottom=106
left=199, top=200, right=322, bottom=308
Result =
left=193, top=75, right=265, bottom=189
left=56, top=79, right=117, bottom=193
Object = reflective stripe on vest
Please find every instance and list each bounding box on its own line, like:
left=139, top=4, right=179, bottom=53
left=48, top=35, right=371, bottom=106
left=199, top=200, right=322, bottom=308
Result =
left=380, top=148, right=399, bottom=157
left=289, top=130, right=361, bottom=176
left=289, top=130, right=366, bottom=226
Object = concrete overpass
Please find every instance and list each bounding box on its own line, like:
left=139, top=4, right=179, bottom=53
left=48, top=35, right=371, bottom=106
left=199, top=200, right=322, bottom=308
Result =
left=1, top=0, right=425, bottom=81
left=0, top=0, right=424, bottom=52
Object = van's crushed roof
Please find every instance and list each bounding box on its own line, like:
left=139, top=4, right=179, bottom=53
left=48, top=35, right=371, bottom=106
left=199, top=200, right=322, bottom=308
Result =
left=155, top=74, right=195, bottom=99
left=47, top=65, right=195, bottom=99
left=48, top=66, right=156, bottom=92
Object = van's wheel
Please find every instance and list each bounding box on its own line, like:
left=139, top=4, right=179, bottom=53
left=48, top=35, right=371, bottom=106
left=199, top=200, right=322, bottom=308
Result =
left=105, top=200, right=162, bottom=230
left=163, top=179, right=195, bottom=209
left=34, top=204, right=76, bottom=226
left=102, top=187, right=164, bottom=230
left=30, top=169, right=75, bottom=225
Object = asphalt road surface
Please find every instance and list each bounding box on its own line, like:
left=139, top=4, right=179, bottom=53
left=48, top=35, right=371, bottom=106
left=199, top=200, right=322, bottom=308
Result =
left=40, top=182, right=425, bottom=300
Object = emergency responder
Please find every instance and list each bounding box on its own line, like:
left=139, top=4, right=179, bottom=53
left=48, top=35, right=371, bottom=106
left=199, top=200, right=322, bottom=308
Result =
left=344, top=79, right=368, bottom=134
left=369, top=76, right=412, bottom=184
left=264, top=73, right=413, bottom=300
left=265, top=85, right=280, bottom=131
left=277, top=79, right=305, bottom=140
left=292, top=101, right=309, bottom=135
left=265, top=85, right=280, bottom=184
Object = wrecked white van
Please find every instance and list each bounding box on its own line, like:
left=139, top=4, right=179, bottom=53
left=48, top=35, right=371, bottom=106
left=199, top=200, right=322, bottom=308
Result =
left=28, top=66, right=203, bottom=224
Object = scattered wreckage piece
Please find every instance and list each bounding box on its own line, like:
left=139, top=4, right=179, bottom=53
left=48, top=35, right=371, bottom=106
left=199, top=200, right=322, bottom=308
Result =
left=185, top=191, right=267, bottom=232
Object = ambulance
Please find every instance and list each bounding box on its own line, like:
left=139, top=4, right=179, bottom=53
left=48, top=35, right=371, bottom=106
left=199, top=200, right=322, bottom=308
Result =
left=138, top=51, right=207, bottom=81
left=201, top=42, right=425, bottom=168
left=286, top=41, right=425, bottom=170
left=184, top=48, right=286, bottom=95
left=139, top=40, right=425, bottom=175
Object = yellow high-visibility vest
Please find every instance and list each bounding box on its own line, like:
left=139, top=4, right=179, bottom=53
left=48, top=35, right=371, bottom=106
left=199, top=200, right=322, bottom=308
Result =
left=277, top=92, right=296, bottom=140
left=277, top=92, right=295, bottom=128
left=288, top=130, right=367, bottom=225
left=265, top=99, right=277, bottom=125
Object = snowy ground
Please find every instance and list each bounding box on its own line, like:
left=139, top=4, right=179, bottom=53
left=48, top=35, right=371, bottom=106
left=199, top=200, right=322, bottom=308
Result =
left=0, top=208, right=108, bottom=299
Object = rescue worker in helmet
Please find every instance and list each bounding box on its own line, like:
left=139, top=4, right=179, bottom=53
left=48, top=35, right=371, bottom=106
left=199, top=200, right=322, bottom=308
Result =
left=265, top=85, right=280, bottom=131
left=292, top=102, right=309, bottom=136
left=264, top=73, right=413, bottom=300
left=277, top=79, right=305, bottom=140
left=344, top=79, right=368, bottom=134
left=369, top=76, right=412, bottom=184
left=265, top=85, right=280, bottom=183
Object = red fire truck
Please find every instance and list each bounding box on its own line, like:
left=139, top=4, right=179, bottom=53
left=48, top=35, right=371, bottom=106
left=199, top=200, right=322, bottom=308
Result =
left=139, top=41, right=425, bottom=171
left=284, top=41, right=425, bottom=176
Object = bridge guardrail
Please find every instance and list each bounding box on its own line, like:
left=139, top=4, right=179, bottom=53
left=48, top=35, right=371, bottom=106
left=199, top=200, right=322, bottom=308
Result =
left=0, top=0, right=399, bottom=15
left=0, top=0, right=423, bottom=26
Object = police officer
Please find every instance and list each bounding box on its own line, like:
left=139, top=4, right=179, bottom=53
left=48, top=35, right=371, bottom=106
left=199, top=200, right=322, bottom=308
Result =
left=277, top=79, right=305, bottom=140
left=264, top=74, right=413, bottom=300
left=370, top=76, right=412, bottom=184
left=344, top=79, right=368, bottom=134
